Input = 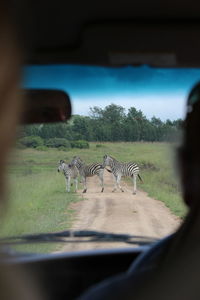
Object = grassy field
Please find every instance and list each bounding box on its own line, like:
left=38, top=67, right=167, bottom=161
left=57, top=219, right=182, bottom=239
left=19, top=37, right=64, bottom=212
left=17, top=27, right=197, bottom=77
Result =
left=0, top=142, right=187, bottom=253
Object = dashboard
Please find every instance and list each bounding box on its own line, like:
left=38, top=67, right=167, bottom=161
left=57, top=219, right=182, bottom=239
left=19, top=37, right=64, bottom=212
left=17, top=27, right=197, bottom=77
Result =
left=4, top=246, right=148, bottom=299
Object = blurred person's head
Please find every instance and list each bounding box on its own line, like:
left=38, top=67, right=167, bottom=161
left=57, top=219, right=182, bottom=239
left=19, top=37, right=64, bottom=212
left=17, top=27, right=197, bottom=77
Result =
left=0, top=2, right=22, bottom=210
left=178, top=82, right=200, bottom=208
left=0, top=5, right=45, bottom=300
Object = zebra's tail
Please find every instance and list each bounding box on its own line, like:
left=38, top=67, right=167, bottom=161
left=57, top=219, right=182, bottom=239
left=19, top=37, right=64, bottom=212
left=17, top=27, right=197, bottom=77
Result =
left=138, top=174, right=144, bottom=183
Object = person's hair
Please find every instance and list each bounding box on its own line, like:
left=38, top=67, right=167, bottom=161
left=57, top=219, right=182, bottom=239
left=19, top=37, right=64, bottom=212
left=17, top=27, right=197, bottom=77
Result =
left=181, top=82, right=200, bottom=162
left=176, top=82, right=200, bottom=207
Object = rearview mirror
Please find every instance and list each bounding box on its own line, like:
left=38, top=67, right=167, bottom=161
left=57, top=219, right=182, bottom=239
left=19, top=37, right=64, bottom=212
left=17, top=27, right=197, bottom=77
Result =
left=21, top=89, right=72, bottom=124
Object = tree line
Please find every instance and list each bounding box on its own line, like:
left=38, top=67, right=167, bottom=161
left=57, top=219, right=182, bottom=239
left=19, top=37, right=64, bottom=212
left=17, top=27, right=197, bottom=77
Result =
left=20, top=104, right=183, bottom=143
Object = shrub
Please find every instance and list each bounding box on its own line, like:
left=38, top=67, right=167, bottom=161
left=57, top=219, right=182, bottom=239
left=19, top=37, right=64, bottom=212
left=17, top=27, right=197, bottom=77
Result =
left=57, top=146, right=69, bottom=151
left=18, top=136, right=44, bottom=148
left=70, top=140, right=89, bottom=149
left=45, top=138, right=71, bottom=149
left=96, top=144, right=105, bottom=148
left=35, top=146, right=48, bottom=151
left=140, top=161, right=160, bottom=172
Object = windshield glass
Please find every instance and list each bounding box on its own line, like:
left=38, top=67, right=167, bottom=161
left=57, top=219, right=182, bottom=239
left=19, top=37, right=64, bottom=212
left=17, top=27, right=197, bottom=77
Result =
left=1, top=65, right=199, bottom=254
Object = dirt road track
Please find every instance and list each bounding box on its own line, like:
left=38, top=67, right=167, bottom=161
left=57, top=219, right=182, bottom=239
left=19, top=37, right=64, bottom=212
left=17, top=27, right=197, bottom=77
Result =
left=61, top=171, right=181, bottom=252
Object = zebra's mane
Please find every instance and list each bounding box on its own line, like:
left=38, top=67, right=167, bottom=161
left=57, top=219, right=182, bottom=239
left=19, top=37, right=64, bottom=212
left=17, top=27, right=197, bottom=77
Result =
left=71, top=156, right=85, bottom=168
left=108, top=155, right=136, bottom=166
left=108, top=155, right=135, bottom=164
left=108, top=155, right=118, bottom=162
left=73, top=156, right=83, bottom=162
left=60, top=160, right=66, bottom=164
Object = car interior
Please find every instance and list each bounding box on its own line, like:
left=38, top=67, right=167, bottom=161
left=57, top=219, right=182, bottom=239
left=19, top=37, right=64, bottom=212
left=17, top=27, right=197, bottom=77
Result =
left=2, top=1, right=200, bottom=299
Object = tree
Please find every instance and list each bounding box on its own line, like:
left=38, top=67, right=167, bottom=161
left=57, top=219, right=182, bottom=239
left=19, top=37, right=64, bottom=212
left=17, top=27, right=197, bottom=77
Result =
left=72, top=116, right=91, bottom=140
left=20, top=105, right=183, bottom=143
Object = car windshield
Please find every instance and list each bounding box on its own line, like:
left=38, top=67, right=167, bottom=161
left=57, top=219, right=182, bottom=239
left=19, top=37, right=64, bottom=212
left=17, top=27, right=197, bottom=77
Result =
left=1, top=64, right=199, bottom=254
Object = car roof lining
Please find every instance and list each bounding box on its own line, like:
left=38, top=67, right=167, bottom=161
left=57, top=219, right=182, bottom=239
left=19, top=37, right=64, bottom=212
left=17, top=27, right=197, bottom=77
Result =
left=16, top=1, right=200, bottom=67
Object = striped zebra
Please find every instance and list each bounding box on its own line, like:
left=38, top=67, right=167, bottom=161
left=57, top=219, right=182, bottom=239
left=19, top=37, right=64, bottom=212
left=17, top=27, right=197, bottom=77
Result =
left=71, top=156, right=111, bottom=193
left=57, top=160, right=79, bottom=192
left=102, top=155, right=143, bottom=194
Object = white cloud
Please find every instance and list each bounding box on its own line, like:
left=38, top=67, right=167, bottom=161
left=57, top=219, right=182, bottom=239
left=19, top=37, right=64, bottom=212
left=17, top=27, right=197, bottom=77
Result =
left=71, top=93, right=187, bottom=121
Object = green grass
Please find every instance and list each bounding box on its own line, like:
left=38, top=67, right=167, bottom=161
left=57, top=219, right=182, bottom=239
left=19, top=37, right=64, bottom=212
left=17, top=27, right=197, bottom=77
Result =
left=0, top=142, right=187, bottom=253
left=1, top=150, right=82, bottom=253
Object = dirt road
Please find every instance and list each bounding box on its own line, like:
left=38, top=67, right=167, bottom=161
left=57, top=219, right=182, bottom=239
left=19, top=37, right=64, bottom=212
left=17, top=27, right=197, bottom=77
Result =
left=61, top=171, right=181, bottom=252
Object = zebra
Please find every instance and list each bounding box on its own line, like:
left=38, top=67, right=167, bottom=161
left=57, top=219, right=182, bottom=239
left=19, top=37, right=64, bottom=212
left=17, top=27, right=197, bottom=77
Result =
left=57, top=160, right=79, bottom=192
left=102, top=155, right=143, bottom=194
left=70, top=156, right=111, bottom=193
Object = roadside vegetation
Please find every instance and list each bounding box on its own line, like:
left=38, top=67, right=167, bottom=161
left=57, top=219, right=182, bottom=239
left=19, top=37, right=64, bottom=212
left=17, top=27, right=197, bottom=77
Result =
left=3, top=172, right=79, bottom=253
left=17, top=104, right=183, bottom=147
left=0, top=104, right=186, bottom=253
left=0, top=143, right=186, bottom=249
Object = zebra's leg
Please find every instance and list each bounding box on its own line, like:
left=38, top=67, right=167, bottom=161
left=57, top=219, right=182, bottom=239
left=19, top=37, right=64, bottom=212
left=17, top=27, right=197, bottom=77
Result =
left=66, top=176, right=70, bottom=192
left=117, top=174, right=124, bottom=192
left=132, top=174, right=137, bottom=194
left=82, top=177, right=87, bottom=193
left=98, top=170, right=104, bottom=192
left=112, top=174, right=124, bottom=192
left=80, top=175, right=84, bottom=184
left=112, top=174, right=118, bottom=192
left=74, top=177, right=78, bottom=192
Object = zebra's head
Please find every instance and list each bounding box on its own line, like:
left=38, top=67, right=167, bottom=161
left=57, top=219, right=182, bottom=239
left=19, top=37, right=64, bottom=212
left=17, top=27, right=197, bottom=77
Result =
left=71, top=156, right=82, bottom=166
left=103, top=155, right=112, bottom=167
left=57, top=160, right=65, bottom=172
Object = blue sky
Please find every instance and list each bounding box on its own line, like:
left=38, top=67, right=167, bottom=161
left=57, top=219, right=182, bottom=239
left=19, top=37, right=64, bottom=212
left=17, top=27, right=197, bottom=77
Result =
left=23, top=65, right=200, bottom=121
